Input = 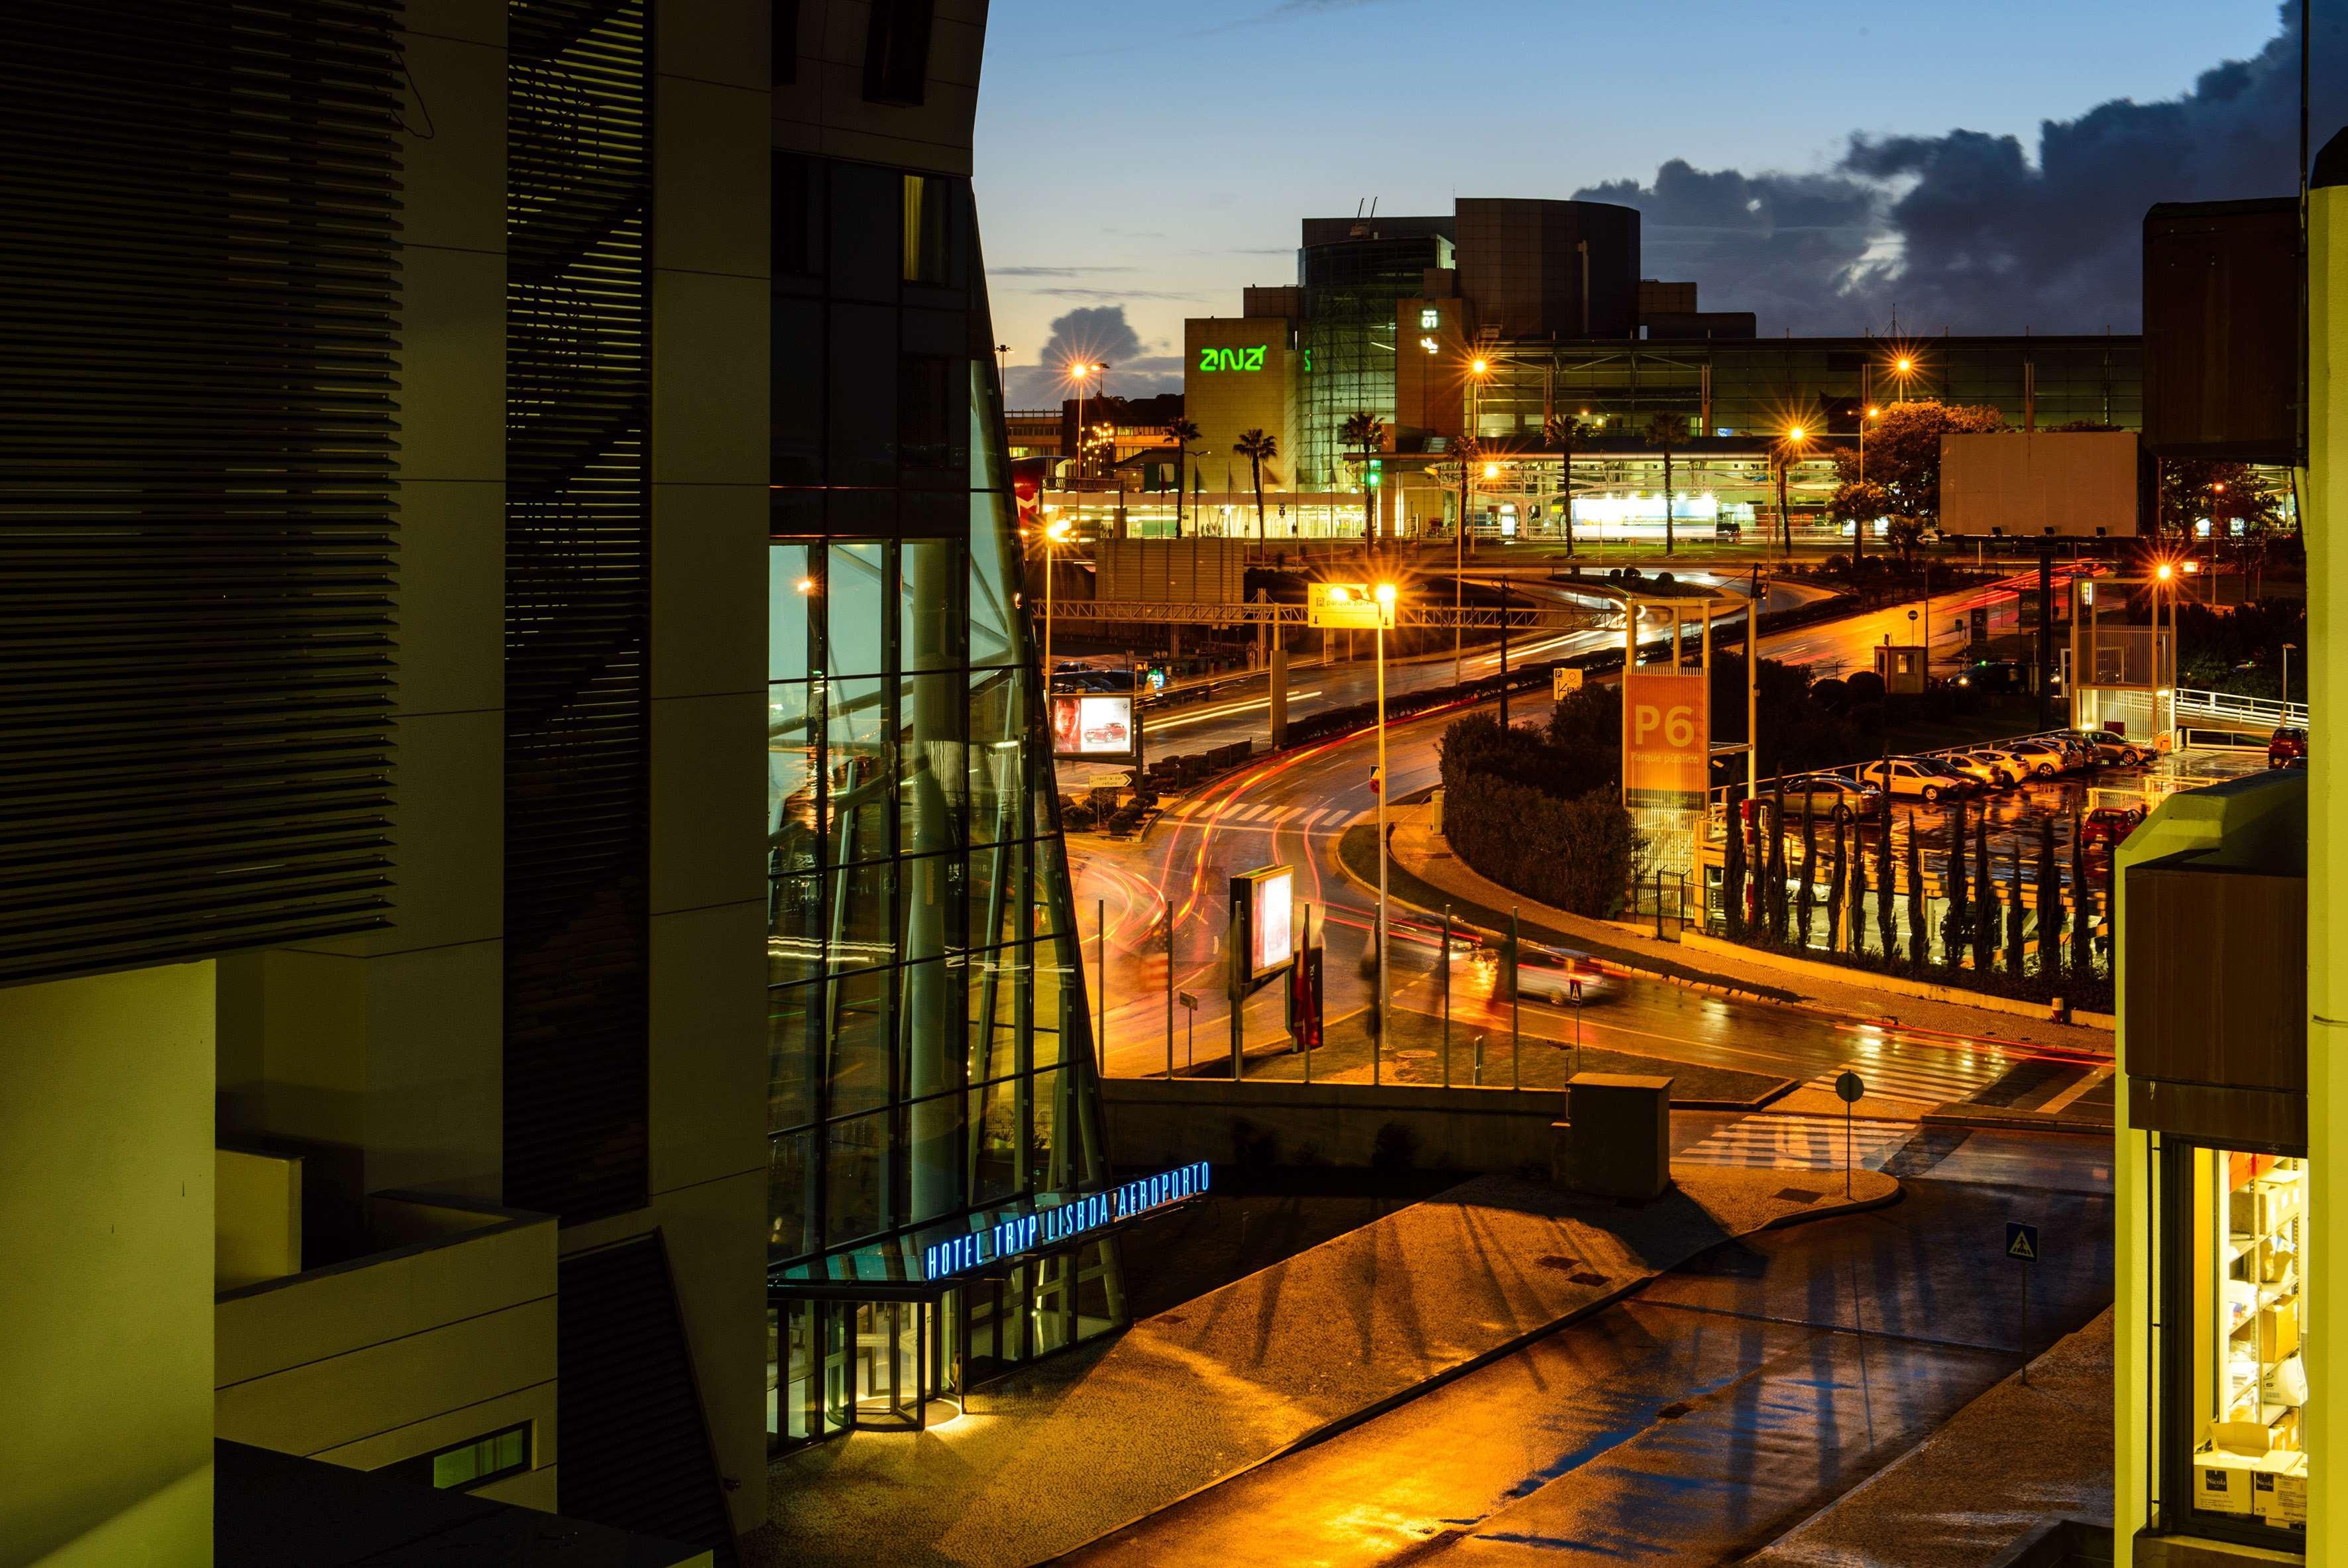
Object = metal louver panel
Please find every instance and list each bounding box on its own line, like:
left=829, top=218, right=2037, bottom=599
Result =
left=0, top=1, right=403, bottom=985
left=504, top=0, right=653, bottom=1221
left=558, top=1234, right=740, bottom=1564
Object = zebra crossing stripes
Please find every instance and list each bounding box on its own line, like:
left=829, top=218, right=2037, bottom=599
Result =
left=1806, top=1052, right=2009, bottom=1107
left=1675, top=1116, right=1915, bottom=1172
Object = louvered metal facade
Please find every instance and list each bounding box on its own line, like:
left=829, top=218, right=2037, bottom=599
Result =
left=503, top=0, right=655, bottom=1222
left=0, top=1, right=405, bottom=985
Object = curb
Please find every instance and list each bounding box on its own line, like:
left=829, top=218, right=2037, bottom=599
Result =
left=1921, top=1108, right=2116, bottom=1137
left=1676, top=931, right=2115, bottom=1034
left=1038, top=1173, right=1907, bottom=1566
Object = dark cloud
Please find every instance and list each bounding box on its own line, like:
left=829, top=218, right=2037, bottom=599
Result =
left=1001, top=304, right=1186, bottom=407
left=1580, top=2, right=2341, bottom=334
left=989, top=264, right=1142, bottom=278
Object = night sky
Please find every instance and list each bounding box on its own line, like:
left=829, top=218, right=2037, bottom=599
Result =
left=979, top=0, right=2338, bottom=406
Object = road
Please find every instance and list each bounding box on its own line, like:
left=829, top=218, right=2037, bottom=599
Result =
left=1070, top=579, right=2116, bottom=1095
left=1067, top=1129, right=2113, bottom=1567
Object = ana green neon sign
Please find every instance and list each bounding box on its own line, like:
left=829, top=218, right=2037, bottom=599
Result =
left=1197, top=345, right=1268, bottom=373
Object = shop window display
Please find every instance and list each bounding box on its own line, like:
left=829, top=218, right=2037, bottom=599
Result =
left=2175, top=1145, right=2308, bottom=1537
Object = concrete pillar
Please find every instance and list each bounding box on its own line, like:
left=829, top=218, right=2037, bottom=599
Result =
left=1269, top=644, right=1289, bottom=749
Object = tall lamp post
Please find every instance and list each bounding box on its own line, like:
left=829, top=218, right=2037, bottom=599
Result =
left=1067, top=360, right=1105, bottom=486
left=1776, top=425, right=1809, bottom=555
left=1373, top=581, right=1397, bottom=1086
left=1855, top=404, right=1882, bottom=563
left=1042, top=518, right=1072, bottom=682
left=1459, top=358, right=1492, bottom=687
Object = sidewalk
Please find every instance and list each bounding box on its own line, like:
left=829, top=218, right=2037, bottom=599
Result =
left=1381, top=801, right=2118, bottom=1061
left=1746, top=1308, right=2115, bottom=1568
left=746, top=1165, right=1897, bottom=1568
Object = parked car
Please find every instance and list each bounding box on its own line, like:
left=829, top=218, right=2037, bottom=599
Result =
left=1775, top=773, right=1882, bottom=822
left=2052, top=728, right=2147, bottom=767
left=1860, top=757, right=1976, bottom=804
left=2078, top=804, right=2148, bottom=848
left=1998, top=737, right=2075, bottom=778
left=1953, top=659, right=2025, bottom=693
left=1957, top=747, right=2036, bottom=787
left=1938, top=751, right=2015, bottom=790
left=2270, top=726, right=2310, bottom=769
left=1512, top=942, right=1609, bottom=1006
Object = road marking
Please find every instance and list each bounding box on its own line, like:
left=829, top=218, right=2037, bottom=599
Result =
left=1675, top=1116, right=1914, bottom=1172
left=2038, top=1061, right=2115, bottom=1115
left=1801, top=1052, right=2009, bottom=1107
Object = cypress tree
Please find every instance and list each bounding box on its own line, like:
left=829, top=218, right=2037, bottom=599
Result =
left=1847, top=819, right=1870, bottom=956
left=1766, top=786, right=1789, bottom=942
left=1941, top=797, right=1970, bottom=968
left=1723, top=805, right=1747, bottom=938
left=2069, top=808, right=2094, bottom=981
left=1904, top=820, right=1929, bottom=967
left=2035, top=816, right=2061, bottom=980
left=1826, top=816, right=1848, bottom=950
left=2005, top=840, right=2027, bottom=976
left=1972, top=811, right=1997, bottom=964
left=1876, top=799, right=1898, bottom=961
left=1795, top=795, right=1818, bottom=946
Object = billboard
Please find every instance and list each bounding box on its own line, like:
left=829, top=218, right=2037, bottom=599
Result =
left=1049, top=694, right=1137, bottom=761
left=1939, top=431, right=2140, bottom=539
left=1230, top=864, right=1295, bottom=985
left=1622, top=668, right=1710, bottom=811
left=1308, top=582, right=1392, bottom=630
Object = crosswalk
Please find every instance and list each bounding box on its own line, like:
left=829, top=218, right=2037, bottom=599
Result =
left=1162, top=800, right=1358, bottom=833
left=1675, top=1115, right=1917, bottom=1172
left=1799, top=1048, right=2012, bottom=1109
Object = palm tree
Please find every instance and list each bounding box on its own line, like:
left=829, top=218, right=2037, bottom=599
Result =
left=1543, top=412, right=1585, bottom=554
left=1339, top=412, right=1384, bottom=540
left=1644, top=413, right=1682, bottom=556
left=1164, top=416, right=1200, bottom=539
left=1233, top=428, right=1278, bottom=545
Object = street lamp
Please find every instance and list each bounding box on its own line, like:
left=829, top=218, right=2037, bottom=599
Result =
left=1373, top=581, right=1398, bottom=1086
left=1066, top=361, right=1106, bottom=484
left=1776, top=425, right=1809, bottom=555
left=1042, top=517, right=1072, bottom=683
left=2284, top=641, right=2299, bottom=706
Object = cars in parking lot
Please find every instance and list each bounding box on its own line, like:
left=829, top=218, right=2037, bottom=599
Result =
left=2271, top=726, right=2309, bottom=769
left=1948, top=748, right=2028, bottom=788
left=1998, top=737, right=2076, bottom=777
left=1860, top=757, right=1978, bottom=803
left=2050, top=728, right=2147, bottom=767
left=1776, top=773, right=1882, bottom=822
left=1937, top=751, right=2015, bottom=789
left=2079, top=803, right=2148, bottom=848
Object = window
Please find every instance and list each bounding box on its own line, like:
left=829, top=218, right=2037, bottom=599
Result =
left=382, top=1424, right=531, bottom=1491
left=901, top=175, right=948, bottom=284
left=863, top=0, right=934, bottom=107
left=2164, top=1142, right=2308, bottom=1540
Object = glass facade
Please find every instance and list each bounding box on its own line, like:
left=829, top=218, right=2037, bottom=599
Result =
left=1296, top=233, right=1453, bottom=489
left=767, top=152, right=1117, bottom=1448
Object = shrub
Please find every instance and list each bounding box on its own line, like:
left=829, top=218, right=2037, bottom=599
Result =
left=1443, top=768, right=1640, bottom=918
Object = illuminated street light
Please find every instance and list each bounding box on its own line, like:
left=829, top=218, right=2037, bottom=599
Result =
left=1471, top=357, right=1490, bottom=376
left=1066, top=360, right=1108, bottom=486
left=1482, top=461, right=1500, bottom=480
left=1042, top=518, right=1076, bottom=681
left=1370, top=581, right=1400, bottom=1084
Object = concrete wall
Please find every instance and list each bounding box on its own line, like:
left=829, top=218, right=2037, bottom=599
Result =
left=1103, top=1078, right=1566, bottom=1176
left=1, top=964, right=215, bottom=1568
left=216, top=1148, right=302, bottom=1290
left=215, top=1198, right=559, bottom=1513
left=774, top=0, right=984, bottom=177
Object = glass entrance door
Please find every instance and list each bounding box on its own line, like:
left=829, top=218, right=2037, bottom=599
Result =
left=852, top=1302, right=922, bottom=1429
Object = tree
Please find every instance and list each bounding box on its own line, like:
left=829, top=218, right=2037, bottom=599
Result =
left=1794, top=795, right=1818, bottom=946
left=1884, top=516, right=1928, bottom=568
left=1940, top=797, right=1970, bottom=969
left=1904, top=822, right=1929, bottom=967
left=2004, top=841, right=2027, bottom=976
left=1830, top=479, right=1891, bottom=565
left=1826, top=816, right=1848, bottom=951
left=1844, top=819, right=1868, bottom=956
left=1723, top=809, right=1748, bottom=938
left=1876, top=800, right=1897, bottom=960
left=1339, top=412, right=1385, bottom=541
left=1164, top=416, right=1201, bottom=538
left=1765, top=787, right=1789, bottom=942
left=2160, top=458, right=2284, bottom=543
left=2069, top=809, right=2095, bottom=981
left=1828, top=400, right=2005, bottom=539
left=2035, top=817, right=2061, bottom=980
left=1972, top=811, right=1997, bottom=966
left=1543, top=413, right=1587, bottom=555
left=1233, top=428, right=1278, bottom=544
left=1645, top=413, right=1682, bottom=556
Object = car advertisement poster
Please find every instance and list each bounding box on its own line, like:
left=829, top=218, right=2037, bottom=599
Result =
left=1049, top=694, right=1137, bottom=761
left=1622, top=668, right=1710, bottom=811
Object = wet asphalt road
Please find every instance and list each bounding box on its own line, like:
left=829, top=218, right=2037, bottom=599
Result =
left=1064, top=1132, right=2112, bottom=1568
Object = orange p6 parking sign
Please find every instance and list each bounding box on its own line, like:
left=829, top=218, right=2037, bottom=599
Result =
left=1622, top=669, right=1709, bottom=810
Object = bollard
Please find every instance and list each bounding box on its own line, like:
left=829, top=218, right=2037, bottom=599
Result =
left=1473, top=1034, right=1486, bottom=1087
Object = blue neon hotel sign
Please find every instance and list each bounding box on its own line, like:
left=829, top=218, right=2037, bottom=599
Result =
left=924, top=1161, right=1209, bottom=1280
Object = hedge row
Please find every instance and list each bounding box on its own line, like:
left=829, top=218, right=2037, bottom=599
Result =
left=1441, top=767, right=1640, bottom=919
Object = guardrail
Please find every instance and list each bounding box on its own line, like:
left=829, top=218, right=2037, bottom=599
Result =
left=2175, top=687, right=2306, bottom=730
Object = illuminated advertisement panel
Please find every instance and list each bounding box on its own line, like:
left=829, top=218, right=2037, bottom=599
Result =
left=1049, top=693, right=1137, bottom=761
left=1231, top=863, right=1295, bottom=985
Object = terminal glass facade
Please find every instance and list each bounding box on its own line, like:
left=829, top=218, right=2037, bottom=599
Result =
left=1296, top=232, right=1452, bottom=489
left=767, top=154, right=1116, bottom=1447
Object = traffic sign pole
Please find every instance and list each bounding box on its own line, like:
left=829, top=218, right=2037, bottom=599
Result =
left=1834, top=1071, right=1866, bottom=1198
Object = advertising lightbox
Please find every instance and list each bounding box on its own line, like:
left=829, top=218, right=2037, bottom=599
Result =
left=1049, top=694, right=1137, bottom=761
left=1230, top=864, right=1296, bottom=985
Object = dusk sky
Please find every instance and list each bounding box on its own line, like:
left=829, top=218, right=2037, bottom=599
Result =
left=977, top=0, right=2333, bottom=406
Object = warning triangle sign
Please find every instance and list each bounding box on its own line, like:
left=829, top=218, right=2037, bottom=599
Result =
left=2005, top=1222, right=2040, bottom=1261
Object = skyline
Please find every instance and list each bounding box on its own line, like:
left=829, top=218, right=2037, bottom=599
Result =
left=979, top=0, right=2331, bottom=407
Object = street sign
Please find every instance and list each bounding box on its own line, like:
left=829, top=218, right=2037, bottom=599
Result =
left=1553, top=667, right=1584, bottom=701
left=1834, top=1071, right=1866, bottom=1103
left=1308, top=582, right=1392, bottom=630
left=1177, top=991, right=1197, bottom=1011
left=2006, top=1222, right=2041, bottom=1262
